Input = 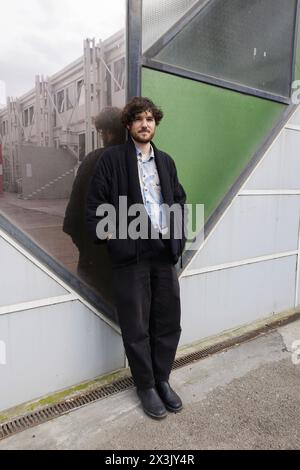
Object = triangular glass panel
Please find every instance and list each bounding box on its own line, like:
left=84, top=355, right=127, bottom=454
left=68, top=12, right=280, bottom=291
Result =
left=151, top=0, right=297, bottom=99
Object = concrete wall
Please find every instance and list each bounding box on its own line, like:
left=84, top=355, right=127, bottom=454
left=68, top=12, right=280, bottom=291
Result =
left=0, top=229, right=124, bottom=412
left=0, top=236, right=67, bottom=306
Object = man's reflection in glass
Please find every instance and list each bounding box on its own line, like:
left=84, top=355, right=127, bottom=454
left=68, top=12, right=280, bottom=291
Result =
left=63, top=107, right=125, bottom=305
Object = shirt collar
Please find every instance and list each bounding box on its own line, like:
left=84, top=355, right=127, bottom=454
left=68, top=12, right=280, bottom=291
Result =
left=132, top=139, right=155, bottom=163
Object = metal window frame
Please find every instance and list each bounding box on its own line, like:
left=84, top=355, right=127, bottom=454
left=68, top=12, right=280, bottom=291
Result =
left=291, top=0, right=300, bottom=85
left=126, top=0, right=142, bottom=99
left=126, top=0, right=300, bottom=274
left=141, top=60, right=291, bottom=104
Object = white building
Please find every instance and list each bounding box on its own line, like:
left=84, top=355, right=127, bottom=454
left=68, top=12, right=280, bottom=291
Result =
left=0, top=81, right=6, bottom=109
left=0, top=30, right=125, bottom=196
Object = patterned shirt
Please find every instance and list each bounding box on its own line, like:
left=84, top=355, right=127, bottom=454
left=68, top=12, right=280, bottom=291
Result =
left=134, top=141, right=167, bottom=234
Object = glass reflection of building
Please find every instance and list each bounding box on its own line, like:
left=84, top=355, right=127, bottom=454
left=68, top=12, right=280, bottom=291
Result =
left=0, top=30, right=126, bottom=320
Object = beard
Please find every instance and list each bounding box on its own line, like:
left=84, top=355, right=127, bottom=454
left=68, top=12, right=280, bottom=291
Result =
left=130, top=129, right=155, bottom=143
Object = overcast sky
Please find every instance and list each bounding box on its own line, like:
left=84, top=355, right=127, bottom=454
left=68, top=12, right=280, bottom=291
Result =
left=0, top=0, right=125, bottom=101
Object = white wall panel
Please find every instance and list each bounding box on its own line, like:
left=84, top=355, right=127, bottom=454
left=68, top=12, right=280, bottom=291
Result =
left=0, top=236, right=67, bottom=306
left=289, top=107, right=300, bottom=126
left=189, top=195, right=300, bottom=270
left=0, top=301, right=123, bottom=411
left=245, top=129, right=300, bottom=190
left=180, top=256, right=297, bottom=346
left=297, top=263, right=300, bottom=307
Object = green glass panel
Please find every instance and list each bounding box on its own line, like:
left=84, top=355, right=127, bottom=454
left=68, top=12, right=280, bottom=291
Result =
left=142, top=67, right=285, bottom=222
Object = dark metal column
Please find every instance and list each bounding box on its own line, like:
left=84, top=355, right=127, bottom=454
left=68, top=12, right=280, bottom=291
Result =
left=291, top=0, right=300, bottom=88
left=126, top=0, right=142, bottom=101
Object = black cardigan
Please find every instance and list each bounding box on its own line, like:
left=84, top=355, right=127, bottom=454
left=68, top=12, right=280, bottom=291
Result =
left=86, top=139, right=187, bottom=267
left=63, top=148, right=104, bottom=254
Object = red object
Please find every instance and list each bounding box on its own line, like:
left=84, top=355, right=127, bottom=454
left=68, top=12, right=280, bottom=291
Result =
left=0, top=144, right=3, bottom=195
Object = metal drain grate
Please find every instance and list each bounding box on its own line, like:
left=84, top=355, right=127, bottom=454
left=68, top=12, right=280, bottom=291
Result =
left=1, top=311, right=299, bottom=441
left=173, top=312, right=300, bottom=369
left=0, top=376, right=134, bottom=441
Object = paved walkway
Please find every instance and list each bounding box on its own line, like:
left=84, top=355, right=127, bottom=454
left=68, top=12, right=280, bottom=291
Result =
left=0, top=192, right=77, bottom=273
left=1, top=320, right=300, bottom=450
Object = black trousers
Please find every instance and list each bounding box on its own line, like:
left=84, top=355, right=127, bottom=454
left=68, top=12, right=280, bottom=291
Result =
left=112, top=254, right=181, bottom=389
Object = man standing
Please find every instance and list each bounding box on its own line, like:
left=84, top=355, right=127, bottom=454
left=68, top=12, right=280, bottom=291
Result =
left=86, top=97, right=186, bottom=419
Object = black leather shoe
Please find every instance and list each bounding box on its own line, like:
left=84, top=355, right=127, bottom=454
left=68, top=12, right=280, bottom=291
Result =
left=156, top=381, right=183, bottom=412
left=137, top=387, right=167, bottom=420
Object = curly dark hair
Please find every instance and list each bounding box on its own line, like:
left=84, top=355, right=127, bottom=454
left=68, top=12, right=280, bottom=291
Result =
left=94, top=106, right=122, bottom=132
left=121, top=97, right=164, bottom=127
left=94, top=106, right=126, bottom=145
